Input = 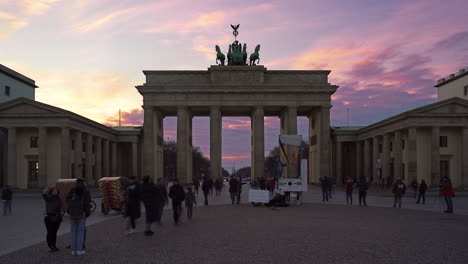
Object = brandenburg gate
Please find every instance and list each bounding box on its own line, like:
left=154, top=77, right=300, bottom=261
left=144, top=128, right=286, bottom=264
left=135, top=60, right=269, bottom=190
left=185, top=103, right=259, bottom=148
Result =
left=137, top=26, right=338, bottom=185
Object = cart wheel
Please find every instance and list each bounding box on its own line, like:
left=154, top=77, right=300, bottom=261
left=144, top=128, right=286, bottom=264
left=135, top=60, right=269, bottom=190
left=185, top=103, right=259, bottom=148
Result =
left=101, top=202, right=110, bottom=215
left=120, top=201, right=127, bottom=215
left=90, top=200, right=97, bottom=212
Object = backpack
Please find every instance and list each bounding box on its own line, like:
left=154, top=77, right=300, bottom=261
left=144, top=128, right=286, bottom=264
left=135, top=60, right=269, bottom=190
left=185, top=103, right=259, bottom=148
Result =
left=68, top=190, right=86, bottom=220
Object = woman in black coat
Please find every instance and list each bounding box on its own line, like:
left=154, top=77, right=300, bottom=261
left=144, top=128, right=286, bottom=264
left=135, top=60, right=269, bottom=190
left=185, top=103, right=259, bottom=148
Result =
left=125, top=176, right=141, bottom=234
left=416, top=180, right=427, bottom=204
left=141, top=176, right=164, bottom=236
left=42, top=187, right=62, bottom=252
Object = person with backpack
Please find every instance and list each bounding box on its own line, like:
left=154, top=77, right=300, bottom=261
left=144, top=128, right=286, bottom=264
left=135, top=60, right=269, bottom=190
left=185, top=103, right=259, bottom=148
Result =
left=66, top=178, right=91, bottom=256
left=185, top=187, right=196, bottom=220
left=168, top=179, right=185, bottom=225
left=416, top=179, right=427, bottom=204
left=124, top=176, right=141, bottom=235
left=357, top=177, right=369, bottom=207
left=392, top=178, right=406, bottom=208
left=42, top=187, right=62, bottom=253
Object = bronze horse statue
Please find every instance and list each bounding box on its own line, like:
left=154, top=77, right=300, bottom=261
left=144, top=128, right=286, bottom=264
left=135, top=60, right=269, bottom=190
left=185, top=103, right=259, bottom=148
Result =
left=249, top=44, right=261, bottom=66
left=215, top=45, right=225, bottom=66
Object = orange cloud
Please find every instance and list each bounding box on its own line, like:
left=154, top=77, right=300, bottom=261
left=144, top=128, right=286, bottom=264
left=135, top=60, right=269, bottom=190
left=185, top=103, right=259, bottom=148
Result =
left=222, top=155, right=249, bottom=160
left=18, top=0, right=61, bottom=16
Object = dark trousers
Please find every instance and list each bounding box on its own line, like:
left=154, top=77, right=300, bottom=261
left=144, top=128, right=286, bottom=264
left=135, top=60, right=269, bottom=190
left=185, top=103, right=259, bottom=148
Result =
left=417, top=192, right=425, bottom=204
left=44, top=216, right=61, bottom=248
left=172, top=201, right=182, bottom=224
left=3, top=200, right=12, bottom=215
left=346, top=192, right=353, bottom=204
left=203, top=191, right=209, bottom=205
left=321, top=189, right=329, bottom=201
left=187, top=205, right=193, bottom=219
left=393, top=195, right=402, bottom=208
left=358, top=191, right=367, bottom=206
left=156, top=207, right=164, bottom=223
left=128, top=216, right=136, bottom=229
left=444, top=196, right=453, bottom=212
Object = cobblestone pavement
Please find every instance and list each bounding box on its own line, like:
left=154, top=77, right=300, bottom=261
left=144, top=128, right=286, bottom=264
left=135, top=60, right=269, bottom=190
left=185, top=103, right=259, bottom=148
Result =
left=1, top=202, right=467, bottom=264
left=1, top=183, right=467, bottom=261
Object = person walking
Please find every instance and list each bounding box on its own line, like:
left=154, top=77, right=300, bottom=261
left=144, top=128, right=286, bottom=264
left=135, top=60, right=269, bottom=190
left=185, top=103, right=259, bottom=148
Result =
left=319, top=176, right=330, bottom=202
left=156, top=178, right=168, bottom=225
left=345, top=176, right=353, bottom=205
left=168, top=179, right=185, bottom=225
left=124, top=176, right=141, bottom=235
left=392, top=178, right=406, bottom=208
left=141, top=176, right=163, bottom=236
left=440, top=176, right=454, bottom=213
left=215, top=178, right=223, bottom=196
left=416, top=179, right=427, bottom=204
left=193, top=178, right=200, bottom=195
left=2, top=185, right=12, bottom=216
left=42, top=187, right=62, bottom=253
left=185, top=187, right=196, bottom=220
left=229, top=176, right=240, bottom=204
left=357, top=177, right=368, bottom=207
left=66, top=178, right=91, bottom=256
left=411, top=179, right=418, bottom=198
left=202, top=178, right=211, bottom=205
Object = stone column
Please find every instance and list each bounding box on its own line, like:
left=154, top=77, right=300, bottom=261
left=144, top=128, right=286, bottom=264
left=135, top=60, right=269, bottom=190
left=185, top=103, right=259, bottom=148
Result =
left=431, top=126, right=440, bottom=186
left=462, top=127, right=468, bottom=187
left=407, top=128, right=417, bottom=183
left=111, top=141, right=117, bottom=177
left=336, top=141, right=342, bottom=185
left=382, top=133, right=390, bottom=181
left=74, top=130, right=82, bottom=178
left=394, top=130, right=403, bottom=181
left=372, top=136, right=379, bottom=183
left=319, top=106, right=331, bottom=181
left=143, top=106, right=154, bottom=178
left=251, top=106, right=264, bottom=180
left=61, top=127, right=71, bottom=179
left=7, top=127, right=17, bottom=187
left=95, top=137, right=102, bottom=180
left=85, top=134, right=93, bottom=185
left=38, top=127, right=48, bottom=187
left=177, top=107, right=192, bottom=185
left=210, top=106, right=222, bottom=182
left=154, top=110, right=164, bottom=181
left=280, top=106, right=298, bottom=178
left=132, top=142, right=138, bottom=178
left=103, top=139, right=110, bottom=177
left=355, top=141, right=362, bottom=178
left=364, top=139, right=371, bottom=180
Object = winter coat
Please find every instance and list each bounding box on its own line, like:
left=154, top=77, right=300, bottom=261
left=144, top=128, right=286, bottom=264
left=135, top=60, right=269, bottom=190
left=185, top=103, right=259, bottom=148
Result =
left=141, top=182, right=163, bottom=222
left=229, top=178, right=239, bottom=193
left=1, top=188, right=12, bottom=200
left=185, top=191, right=196, bottom=207
left=156, top=183, right=169, bottom=205
left=66, top=187, right=91, bottom=220
left=345, top=178, right=354, bottom=193
left=202, top=180, right=211, bottom=193
left=43, top=193, right=62, bottom=216
left=440, top=177, right=454, bottom=197
left=169, top=184, right=185, bottom=203
left=357, top=180, right=368, bottom=192
left=392, top=181, right=406, bottom=197
left=215, top=179, right=223, bottom=190
left=125, top=183, right=141, bottom=219
left=320, top=177, right=329, bottom=190
left=419, top=182, right=427, bottom=193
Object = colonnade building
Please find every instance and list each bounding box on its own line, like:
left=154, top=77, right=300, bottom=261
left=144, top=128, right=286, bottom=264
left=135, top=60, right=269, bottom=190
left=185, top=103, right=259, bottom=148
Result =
left=1, top=64, right=467, bottom=189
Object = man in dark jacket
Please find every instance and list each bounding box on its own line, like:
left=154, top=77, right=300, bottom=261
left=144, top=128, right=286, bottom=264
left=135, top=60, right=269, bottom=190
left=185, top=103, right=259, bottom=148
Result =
left=169, top=179, right=185, bottom=225
left=202, top=178, right=211, bottom=205
left=66, top=178, right=91, bottom=255
left=319, top=176, right=330, bottom=202
left=229, top=176, right=239, bottom=204
left=416, top=179, right=427, bottom=204
left=156, top=178, right=168, bottom=225
left=125, top=176, right=141, bottom=235
left=357, top=177, right=369, bottom=207
left=392, top=178, right=406, bottom=208
left=141, top=176, right=164, bottom=235
left=2, top=185, right=12, bottom=216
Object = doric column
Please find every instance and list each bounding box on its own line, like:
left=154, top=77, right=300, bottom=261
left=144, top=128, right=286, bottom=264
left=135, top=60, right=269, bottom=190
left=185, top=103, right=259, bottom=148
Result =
left=95, top=137, right=102, bottom=180
left=280, top=106, right=298, bottom=178
left=462, top=128, right=468, bottom=187
left=154, top=110, right=164, bottom=181
left=74, top=130, right=82, bottom=178
left=210, top=106, right=222, bottom=182
left=251, top=106, right=264, bottom=180
left=431, top=126, right=440, bottom=186
left=132, top=142, right=138, bottom=177
left=61, top=127, right=71, bottom=179
left=111, top=141, right=117, bottom=177
left=394, top=130, right=403, bottom=182
left=364, top=139, right=371, bottom=180
left=407, top=128, right=417, bottom=183
left=38, top=127, right=48, bottom=187
left=372, top=136, right=379, bottom=183
left=177, top=107, right=192, bottom=185
left=7, top=127, right=17, bottom=187
left=355, top=141, right=362, bottom=178
left=336, top=141, right=343, bottom=184
left=319, top=106, right=331, bottom=181
left=143, top=106, right=154, bottom=177
left=85, top=134, right=93, bottom=185
left=103, top=139, right=110, bottom=177
left=308, top=112, right=318, bottom=183
left=382, top=133, right=390, bottom=181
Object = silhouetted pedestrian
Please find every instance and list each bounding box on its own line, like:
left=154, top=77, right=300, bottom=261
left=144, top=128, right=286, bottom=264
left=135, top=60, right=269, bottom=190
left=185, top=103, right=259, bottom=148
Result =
left=392, top=178, right=406, bottom=208
left=416, top=180, right=427, bottom=204
left=229, top=176, right=240, bottom=204
left=125, top=176, right=141, bottom=235
left=2, top=185, right=12, bottom=216
left=42, top=187, right=62, bottom=253
left=185, top=187, right=196, bottom=220
left=440, top=176, right=454, bottom=213
left=169, top=179, right=185, bottom=225
left=156, top=178, right=168, bottom=224
left=345, top=176, right=353, bottom=205
left=319, top=176, right=330, bottom=202
left=357, top=177, right=368, bottom=207
left=202, top=178, right=211, bottom=205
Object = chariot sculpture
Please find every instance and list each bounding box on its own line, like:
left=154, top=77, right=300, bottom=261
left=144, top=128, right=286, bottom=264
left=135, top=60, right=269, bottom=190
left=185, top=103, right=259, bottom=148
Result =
left=215, top=24, right=261, bottom=66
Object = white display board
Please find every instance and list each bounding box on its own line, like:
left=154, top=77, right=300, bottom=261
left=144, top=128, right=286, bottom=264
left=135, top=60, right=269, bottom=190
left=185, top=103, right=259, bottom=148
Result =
left=277, top=178, right=305, bottom=192
left=248, top=189, right=270, bottom=203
